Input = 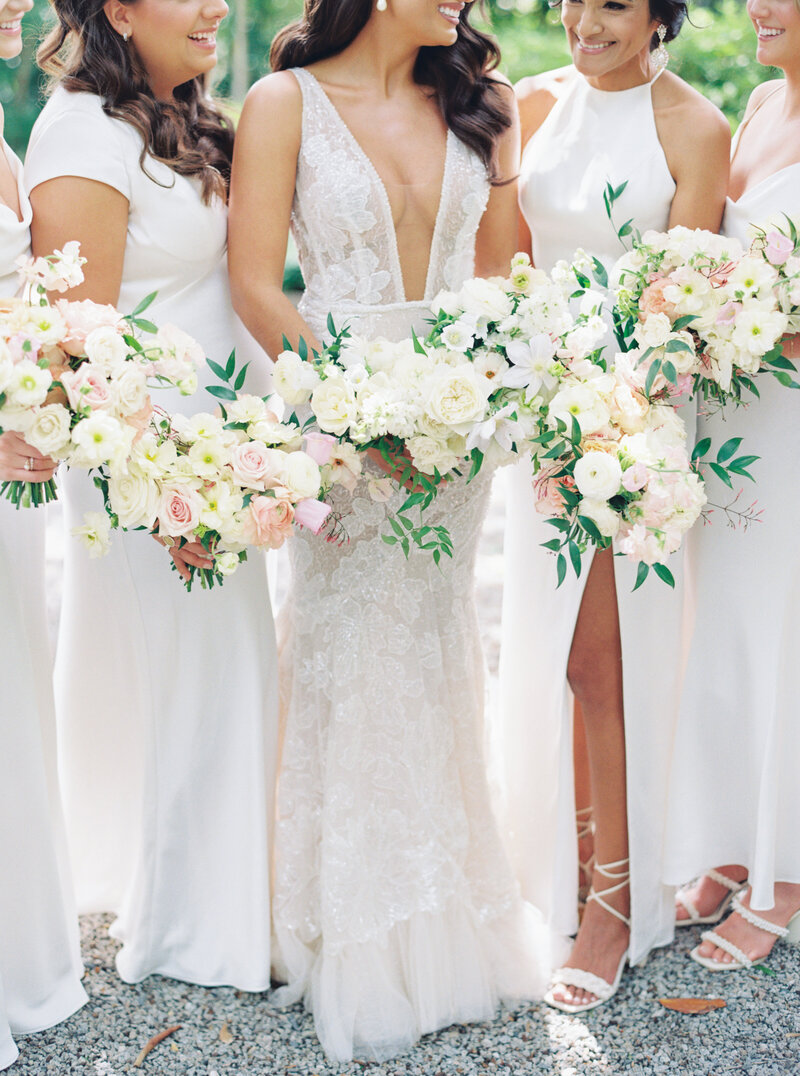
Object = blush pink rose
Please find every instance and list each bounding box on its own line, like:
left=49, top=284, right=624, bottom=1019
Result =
left=533, top=468, right=574, bottom=516
left=765, top=230, right=794, bottom=267
left=640, top=277, right=676, bottom=320
left=157, top=484, right=202, bottom=539
left=302, top=432, right=337, bottom=466
left=60, top=364, right=112, bottom=412
left=244, top=497, right=295, bottom=549
left=294, top=497, right=332, bottom=533
left=230, top=441, right=284, bottom=491
left=55, top=299, right=123, bottom=356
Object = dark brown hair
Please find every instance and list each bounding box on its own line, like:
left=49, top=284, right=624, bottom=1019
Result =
left=38, top=0, right=234, bottom=203
left=270, top=0, right=512, bottom=182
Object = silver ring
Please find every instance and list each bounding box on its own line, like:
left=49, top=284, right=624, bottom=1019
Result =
left=23, top=457, right=34, bottom=472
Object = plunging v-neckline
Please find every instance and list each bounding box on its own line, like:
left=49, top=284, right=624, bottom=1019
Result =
left=299, top=68, right=453, bottom=304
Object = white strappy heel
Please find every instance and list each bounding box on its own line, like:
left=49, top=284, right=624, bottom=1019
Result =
left=545, top=857, right=630, bottom=1014
left=690, top=893, right=800, bottom=971
left=576, top=806, right=595, bottom=911
left=675, top=867, right=747, bottom=928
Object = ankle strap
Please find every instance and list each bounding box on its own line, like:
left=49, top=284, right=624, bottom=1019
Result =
left=587, top=858, right=631, bottom=928
left=732, top=895, right=789, bottom=939
left=576, top=806, right=594, bottom=840
left=706, top=868, right=746, bottom=893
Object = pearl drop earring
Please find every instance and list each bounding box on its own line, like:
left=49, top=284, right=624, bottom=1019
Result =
left=376, top=0, right=387, bottom=11
left=123, top=31, right=129, bottom=41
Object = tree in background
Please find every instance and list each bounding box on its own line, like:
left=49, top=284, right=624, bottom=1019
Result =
left=0, top=0, right=775, bottom=154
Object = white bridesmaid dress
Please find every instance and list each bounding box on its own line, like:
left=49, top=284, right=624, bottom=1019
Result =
left=663, top=92, right=800, bottom=909
left=499, top=69, right=687, bottom=963
left=25, top=88, right=278, bottom=990
left=0, top=140, right=86, bottom=1072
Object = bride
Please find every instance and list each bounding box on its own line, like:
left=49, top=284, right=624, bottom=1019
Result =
left=229, top=0, right=551, bottom=1061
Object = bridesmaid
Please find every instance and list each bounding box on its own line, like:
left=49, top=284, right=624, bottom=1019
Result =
left=24, top=0, right=278, bottom=989
left=664, top=0, right=800, bottom=970
left=0, top=0, right=87, bottom=1068
left=499, top=0, right=729, bottom=1011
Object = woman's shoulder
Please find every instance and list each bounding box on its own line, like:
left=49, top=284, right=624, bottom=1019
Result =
left=31, top=86, right=136, bottom=154
left=514, top=66, right=573, bottom=134
left=243, top=69, right=303, bottom=116
left=652, top=71, right=730, bottom=145
left=741, top=77, right=784, bottom=119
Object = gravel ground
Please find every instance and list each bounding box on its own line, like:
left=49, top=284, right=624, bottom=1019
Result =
left=16, top=480, right=800, bottom=1076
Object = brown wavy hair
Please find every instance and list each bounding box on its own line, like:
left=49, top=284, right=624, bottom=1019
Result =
left=270, top=0, right=512, bottom=182
left=37, top=0, right=234, bottom=204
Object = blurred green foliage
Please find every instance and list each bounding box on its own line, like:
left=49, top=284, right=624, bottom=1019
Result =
left=1, top=0, right=774, bottom=157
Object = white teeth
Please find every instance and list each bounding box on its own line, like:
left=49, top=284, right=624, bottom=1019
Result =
left=438, top=5, right=461, bottom=19
left=189, top=31, right=216, bottom=41
left=580, top=41, right=612, bottom=51
left=0, top=21, right=21, bottom=29
left=758, top=28, right=783, bottom=36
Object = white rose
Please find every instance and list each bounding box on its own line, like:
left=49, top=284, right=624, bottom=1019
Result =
left=108, top=470, right=160, bottom=529
left=406, top=434, right=461, bottom=475
left=284, top=450, right=322, bottom=500
left=226, top=393, right=270, bottom=424
left=430, top=289, right=462, bottom=317
left=216, top=550, right=242, bottom=576
left=113, top=365, right=149, bottom=416
left=310, top=378, right=357, bottom=436
left=578, top=497, right=620, bottom=539
left=272, top=350, right=320, bottom=406
left=458, top=277, right=513, bottom=323
left=24, top=404, right=72, bottom=457
left=635, top=313, right=673, bottom=349
left=573, top=451, right=623, bottom=500
left=84, top=325, right=129, bottom=374
left=426, top=368, right=488, bottom=429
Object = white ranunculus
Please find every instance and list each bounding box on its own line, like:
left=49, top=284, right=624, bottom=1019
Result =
left=578, top=497, right=620, bottom=539
left=426, top=368, right=488, bottom=429
left=635, top=312, right=673, bottom=349
left=458, top=277, right=513, bottom=323
left=284, top=450, right=322, bottom=500
left=108, top=470, right=160, bottom=529
left=311, top=378, right=357, bottom=436
left=84, top=325, right=129, bottom=374
left=573, top=451, right=623, bottom=500
left=272, top=350, right=320, bottom=406
left=24, top=404, right=72, bottom=457
left=548, top=383, right=610, bottom=436
left=227, top=394, right=270, bottom=425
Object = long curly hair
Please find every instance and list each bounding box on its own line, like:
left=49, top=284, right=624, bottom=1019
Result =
left=270, top=0, right=512, bottom=182
left=37, top=0, right=234, bottom=204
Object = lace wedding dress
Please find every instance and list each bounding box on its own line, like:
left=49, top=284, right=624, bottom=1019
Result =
left=272, top=68, right=551, bottom=1063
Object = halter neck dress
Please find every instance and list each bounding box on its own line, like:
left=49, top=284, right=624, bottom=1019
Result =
left=499, top=67, right=686, bottom=965
left=664, top=83, right=800, bottom=907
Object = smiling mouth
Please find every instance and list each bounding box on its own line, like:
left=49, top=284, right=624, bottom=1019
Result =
left=438, top=4, right=463, bottom=25
left=0, top=19, right=22, bottom=32
left=188, top=30, right=218, bottom=45
left=757, top=26, right=784, bottom=39
left=577, top=39, right=615, bottom=52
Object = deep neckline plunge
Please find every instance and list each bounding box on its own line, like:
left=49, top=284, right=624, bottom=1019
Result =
left=294, top=66, right=454, bottom=304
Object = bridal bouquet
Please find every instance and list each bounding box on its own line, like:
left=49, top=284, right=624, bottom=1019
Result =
left=272, top=256, right=598, bottom=561
left=85, top=372, right=334, bottom=591
left=611, top=225, right=797, bottom=406
left=0, top=243, right=198, bottom=508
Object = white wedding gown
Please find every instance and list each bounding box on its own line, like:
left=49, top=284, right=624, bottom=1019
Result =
left=499, top=69, right=688, bottom=963
left=0, top=140, right=86, bottom=1072
left=26, top=89, right=278, bottom=989
left=272, top=68, right=552, bottom=1063
left=663, top=94, right=800, bottom=908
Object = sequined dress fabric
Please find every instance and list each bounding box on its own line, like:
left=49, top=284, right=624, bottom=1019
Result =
left=271, top=68, right=551, bottom=1062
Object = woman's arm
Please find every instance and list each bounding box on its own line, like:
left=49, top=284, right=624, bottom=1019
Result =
left=474, top=79, right=521, bottom=278
left=0, top=432, right=57, bottom=482
left=511, top=72, right=565, bottom=263
left=228, top=72, right=320, bottom=358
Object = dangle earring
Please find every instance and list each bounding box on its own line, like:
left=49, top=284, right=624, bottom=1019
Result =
left=653, top=24, right=669, bottom=73
left=376, top=0, right=387, bottom=10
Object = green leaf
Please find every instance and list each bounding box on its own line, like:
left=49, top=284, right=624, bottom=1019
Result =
left=401, top=492, right=425, bottom=511
left=382, top=534, right=397, bottom=545
left=591, top=257, right=608, bottom=289
left=131, top=317, right=158, bottom=334
left=632, top=562, right=650, bottom=591
left=662, top=360, right=677, bottom=384
left=233, top=362, right=250, bottom=392
left=618, top=219, right=634, bottom=238
left=716, top=436, right=743, bottom=464
left=411, top=328, right=427, bottom=356
left=692, top=436, right=712, bottom=462
left=225, top=350, right=236, bottom=379
left=644, top=358, right=662, bottom=397
left=665, top=338, right=694, bottom=353
left=708, top=461, right=734, bottom=488
left=545, top=517, right=572, bottom=532
left=206, top=385, right=238, bottom=401
left=577, top=514, right=603, bottom=544
left=763, top=352, right=796, bottom=371
left=327, top=312, right=336, bottom=337
left=281, top=333, right=292, bottom=353
left=568, top=540, right=582, bottom=579
left=672, top=315, right=697, bottom=331
left=298, top=335, right=308, bottom=362
left=612, top=180, right=628, bottom=201
left=130, top=290, right=158, bottom=316
left=206, top=358, right=228, bottom=382
left=653, top=562, right=675, bottom=588
left=542, top=538, right=563, bottom=553
left=389, top=517, right=405, bottom=537
left=570, top=415, right=582, bottom=447
left=556, top=552, right=567, bottom=589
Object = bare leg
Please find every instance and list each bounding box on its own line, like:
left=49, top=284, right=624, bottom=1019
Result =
left=550, top=548, right=630, bottom=1008
left=675, top=865, right=748, bottom=922
left=573, top=702, right=594, bottom=905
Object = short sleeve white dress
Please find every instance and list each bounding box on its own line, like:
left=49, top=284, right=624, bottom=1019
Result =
left=25, top=88, right=278, bottom=990
left=499, top=69, right=688, bottom=964
left=663, top=90, right=800, bottom=909
left=0, top=139, right=86, bottom=1073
